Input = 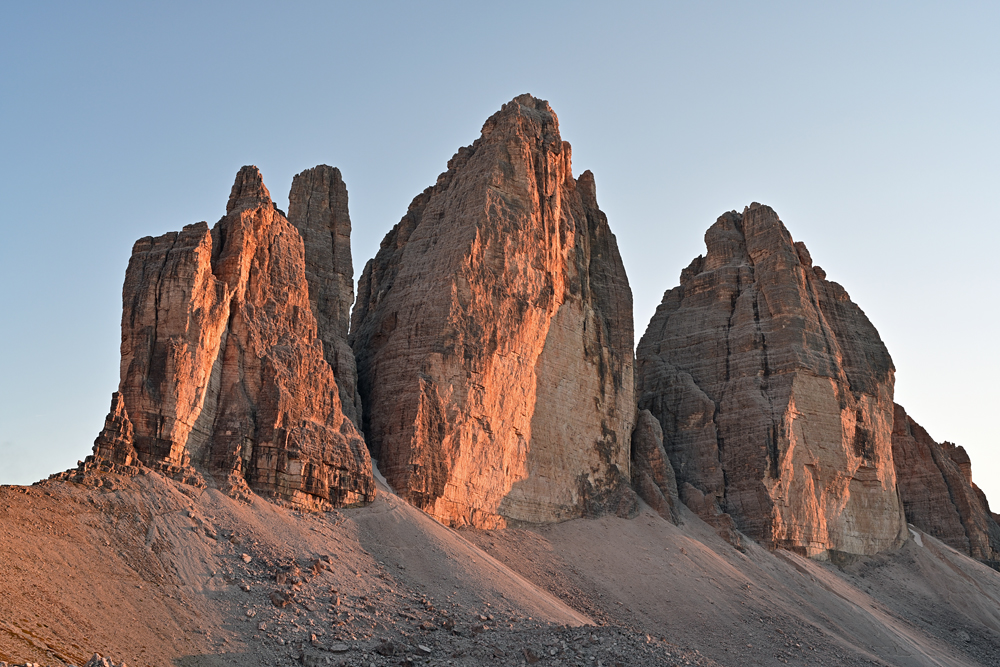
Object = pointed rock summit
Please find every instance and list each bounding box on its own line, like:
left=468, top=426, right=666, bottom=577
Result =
left=351, top=94, right=637, bottom=527
left=227, top=164, right=273, bottom=214
left=86, top=166, right=374, bottom=508
left=636, top=204, right=907, bottom=557
left=892, top=403, right=1000, bottom=567
left=630, top=409, right=680, bottom=524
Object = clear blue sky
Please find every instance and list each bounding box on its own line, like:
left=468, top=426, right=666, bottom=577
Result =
left=2, top=2, right=999, bottom=504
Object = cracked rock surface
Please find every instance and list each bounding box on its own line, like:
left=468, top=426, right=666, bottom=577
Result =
left=77, top=166, right=374, bottom=510
left=351, top=94, right=636, bottom=528
left=287, top=165, right=363, bottom=429
left=636, top=204, right=907, bottom=557
left=4, top=463, right=1000, bottom=666
left=892, top=402, right=1000, bottom=567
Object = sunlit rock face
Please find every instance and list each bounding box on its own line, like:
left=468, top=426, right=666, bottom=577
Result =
left=288, top=165, right=362, bottom=428
left=93, top=166, right=374, bottom=509
left=351, top=94, right=636, bottom=528
left=636, top=204, right=907, bottom=557
left=91, top=392, right=139, bottom=468
left=892, top=403, right=1000, bottom=567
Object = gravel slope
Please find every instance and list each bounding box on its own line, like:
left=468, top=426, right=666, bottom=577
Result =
left=2, top=467, right=999, bottom=666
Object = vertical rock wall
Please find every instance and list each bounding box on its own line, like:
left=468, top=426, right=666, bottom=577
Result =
left=288, top=165, right=362, bottom=427
left=94, top=166, right=374, bottom=508
left=351, top=94, right=636, bottom=528
left=892, top=403, right=1000, bottom=567
left=636, top=204, right=907, bottom=557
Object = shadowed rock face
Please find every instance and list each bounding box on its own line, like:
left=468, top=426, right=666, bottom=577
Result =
left=288, top=165, right=362, bottom=428
left=636, top=204, right=907, bottom=557
left=630, top=409, right=680, bottom=524
left=92, top=166, right=374, bottom=509
left=892, top=403, right=1000, bottom=567
left=351, top=94, right=636, bottom=528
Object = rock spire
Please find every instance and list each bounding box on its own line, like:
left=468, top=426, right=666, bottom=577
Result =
left=630, top=409, right=680, bottom=524
left=89, top=166, right=374, bottom=508
left=288, top=165, right=362, bottom=427
left=636, top=204, right=907, bottom=557
left=351, top=94, right=636, bottom=528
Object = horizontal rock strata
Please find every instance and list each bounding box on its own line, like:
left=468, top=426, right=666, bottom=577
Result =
left=892, top=403, right=1000, bottom=567
left=89, top=166, right=374, bottom=508
left=92, top=391, right=138, bottom=468
left=351, top=94, right=636, bottom=527
left=636, top=204, right=907, bottom=557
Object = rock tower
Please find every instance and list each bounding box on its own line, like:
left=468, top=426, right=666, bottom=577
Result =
left=87, top=166, right=374, bottom=508
left=351, top=94, right=636, bottom=527
left=636, top=204, right=907, bottom=557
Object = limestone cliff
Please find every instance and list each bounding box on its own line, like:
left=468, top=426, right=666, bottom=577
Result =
left=636, top=204, right=907, bottom=557
left=288, top=165, right=362, bottom=427
left=90, top=166, right=374, bottom=508
left=892, top=403, right=1000, bottom=567
left=351, top=94, right=636, bottom=528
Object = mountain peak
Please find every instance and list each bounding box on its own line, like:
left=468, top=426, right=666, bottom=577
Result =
left=226, top=165, right=273, bottom=214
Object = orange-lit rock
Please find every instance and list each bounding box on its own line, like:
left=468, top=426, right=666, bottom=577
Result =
left=892, top=403, right=1000, bottom=567
left=91, top=166, right=374, bottom=508
left=288, top=165, right=362, bottom=428
left=92, top=392, right=138, bottom=467
left=351, top=94, right=636, bottom=528
left=636, top=204, right=907, bottom=557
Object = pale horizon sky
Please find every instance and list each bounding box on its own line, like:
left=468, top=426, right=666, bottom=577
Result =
left=2, top=2, right=999, bottom=506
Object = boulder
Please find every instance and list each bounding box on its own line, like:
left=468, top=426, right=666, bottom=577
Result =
left=351, top=94, right=636, bottom=527
left=636, top=204, right=907, bottom=557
